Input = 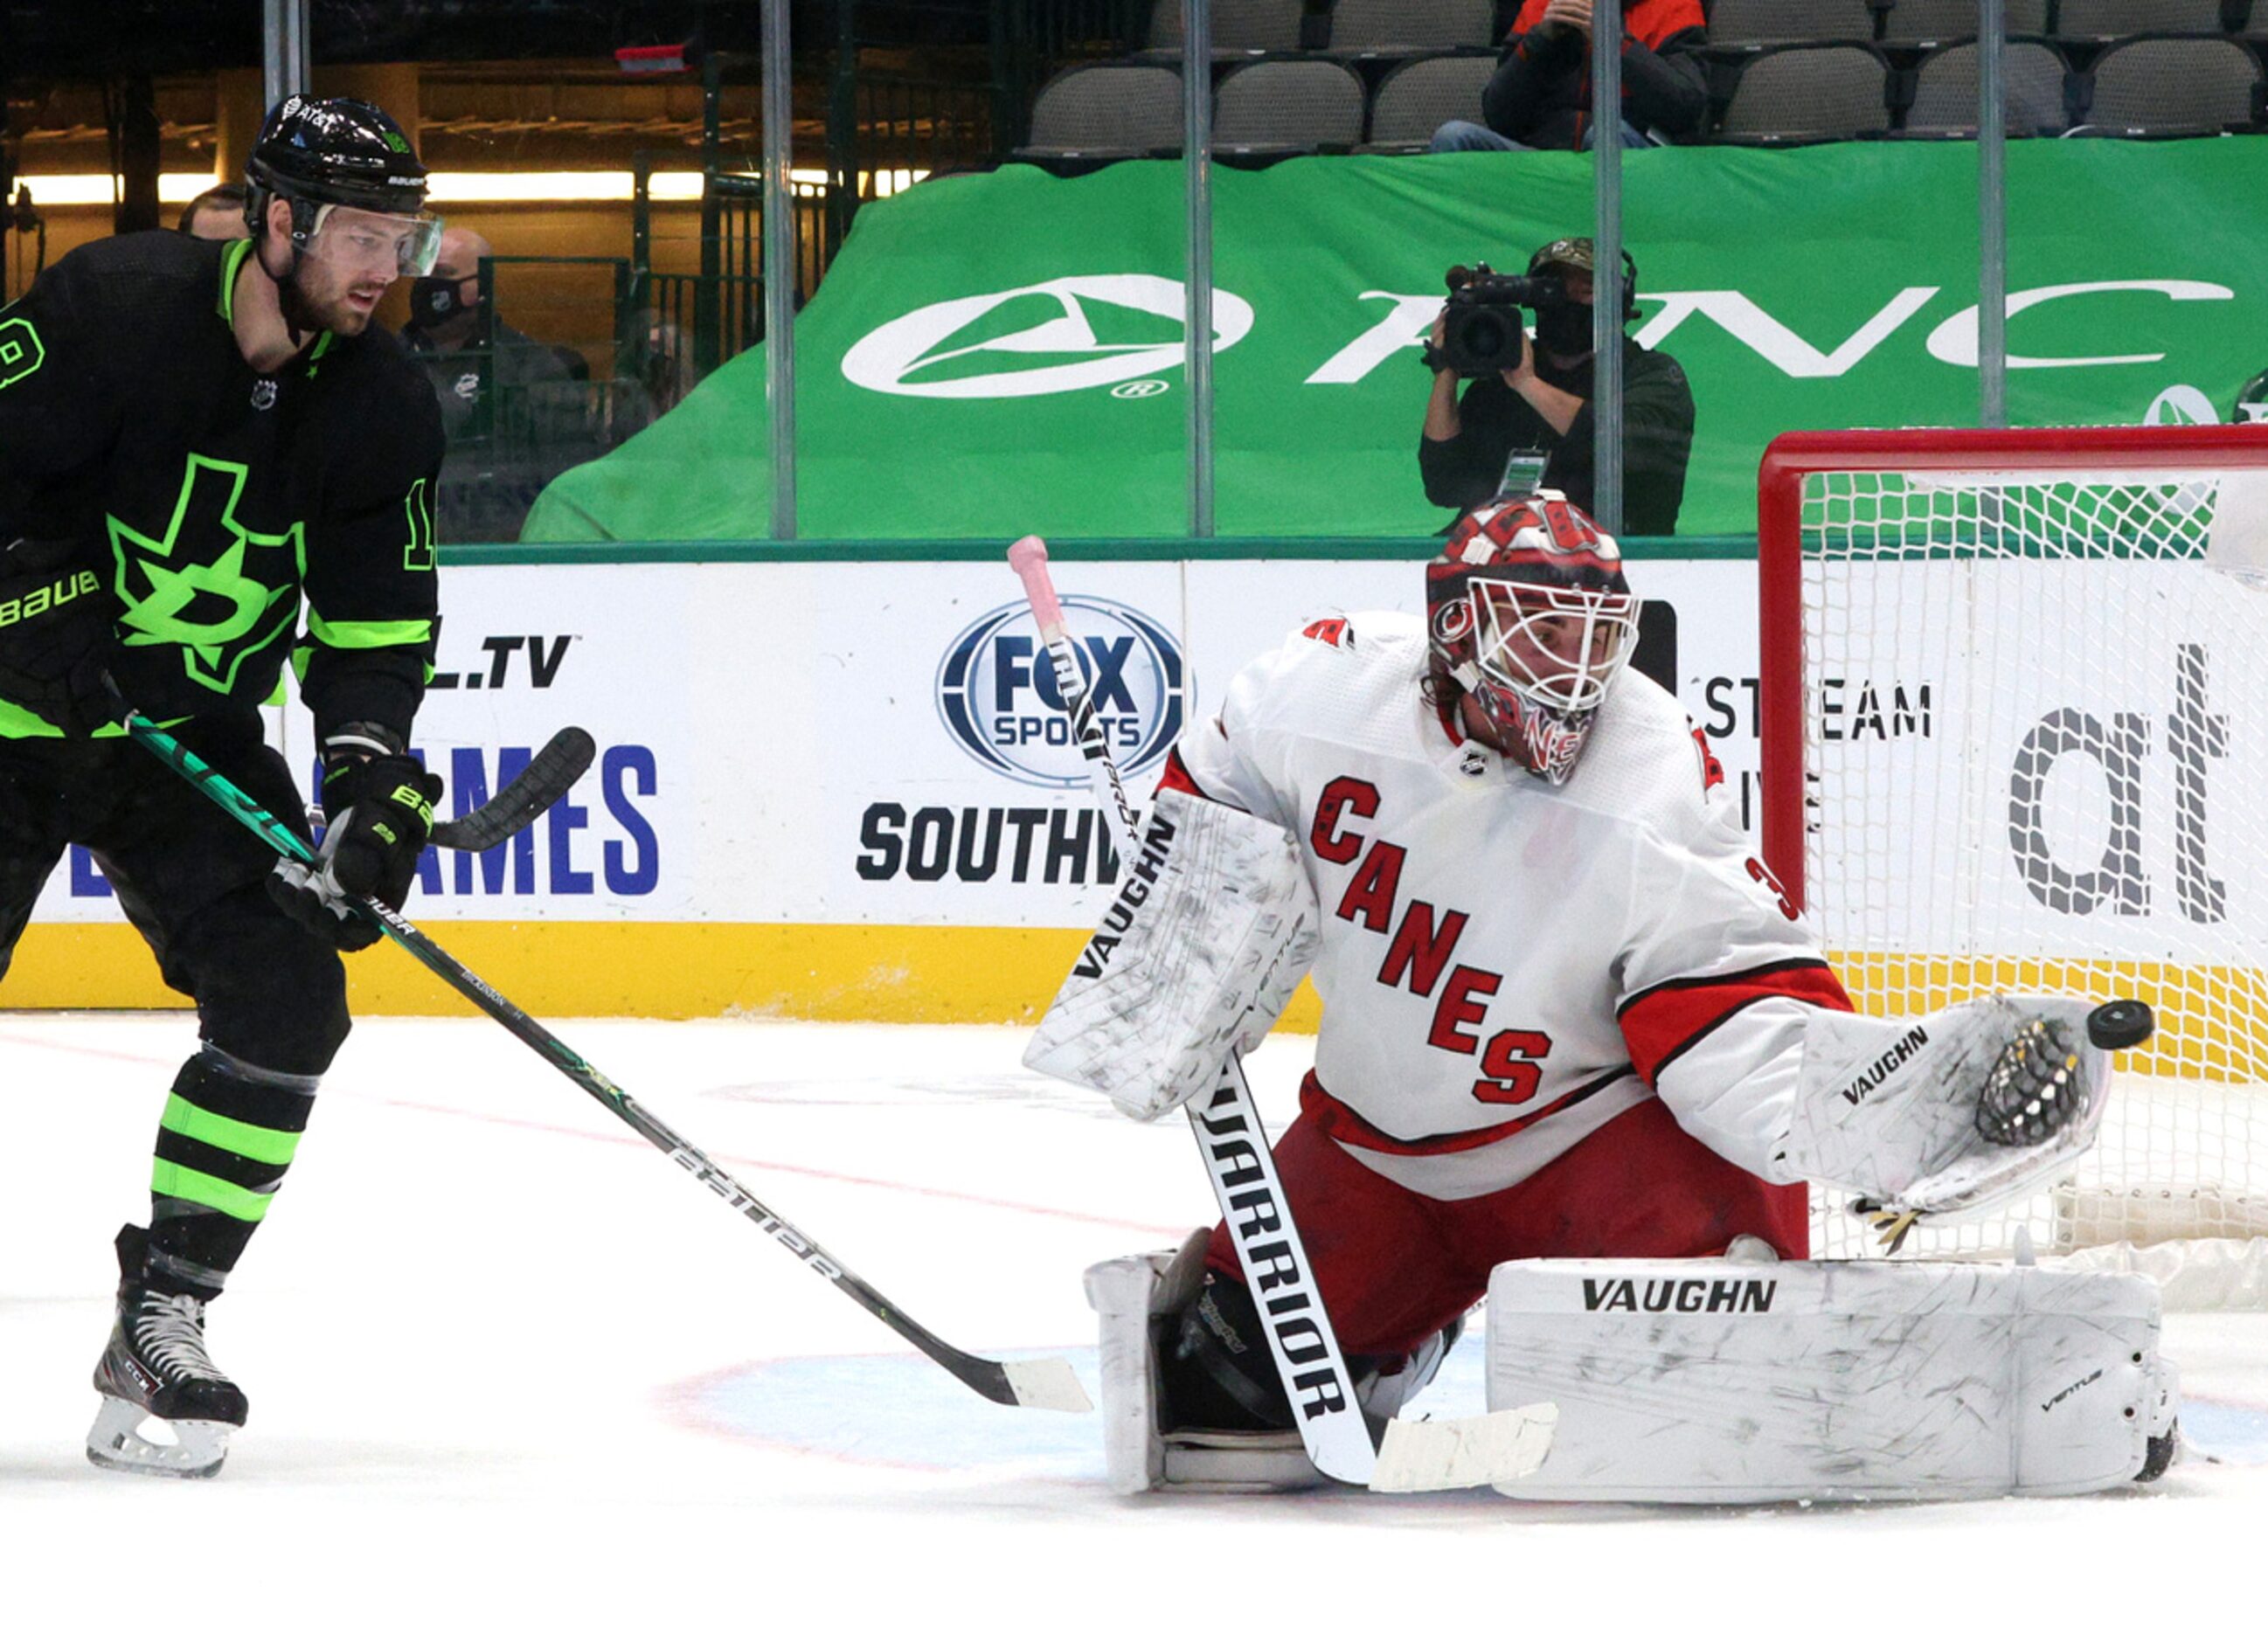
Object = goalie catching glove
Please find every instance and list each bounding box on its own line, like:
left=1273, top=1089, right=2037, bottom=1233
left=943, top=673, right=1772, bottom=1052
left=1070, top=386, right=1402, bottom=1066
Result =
left=1026, top=789, right=1317, bottom=1121
left=267, top=724, right=442, bottom=952
left=1781, top=994, right=2151, bottom=1239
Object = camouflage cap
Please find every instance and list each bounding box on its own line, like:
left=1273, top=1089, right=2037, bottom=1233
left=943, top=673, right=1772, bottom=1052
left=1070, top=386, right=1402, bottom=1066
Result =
left=1528, top=236, right=1599, bottom=278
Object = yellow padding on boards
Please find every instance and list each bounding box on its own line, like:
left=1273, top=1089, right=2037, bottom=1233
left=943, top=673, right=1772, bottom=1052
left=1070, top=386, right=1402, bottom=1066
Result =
left=6, top=926, right=2257, bottom=1063
left=0, top=921, right=1329, bottom=1028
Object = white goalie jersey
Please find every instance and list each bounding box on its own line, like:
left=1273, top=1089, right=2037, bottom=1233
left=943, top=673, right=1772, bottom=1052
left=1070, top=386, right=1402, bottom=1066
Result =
left=1164, top=613, right=1851, bottom=1203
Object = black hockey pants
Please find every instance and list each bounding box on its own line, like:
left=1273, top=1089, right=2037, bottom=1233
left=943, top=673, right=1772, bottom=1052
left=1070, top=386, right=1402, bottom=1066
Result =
left=0, top=714, right=349, bottom=1074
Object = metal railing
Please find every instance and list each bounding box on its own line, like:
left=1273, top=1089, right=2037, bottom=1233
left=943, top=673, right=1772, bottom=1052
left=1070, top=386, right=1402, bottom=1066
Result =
left=268, top=0, right=2061, bottom=545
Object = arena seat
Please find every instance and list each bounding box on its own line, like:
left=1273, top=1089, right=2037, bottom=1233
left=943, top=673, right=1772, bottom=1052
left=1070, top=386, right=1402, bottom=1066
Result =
left=1903, top=38, right=2075, bottom=135
left=1707, top=0, right=1879, bottom=50
left=1016, top=64, right=1184, bottom=163
left=1146, top=0, right=1309, bottom=55
left=1712, top=44, right=1897, bottom=142
left=1879, top=0, right=2055, bottom=46
left=2070, top=34, right=2265, bottom=132
left=2054, top=0, right=2238, bottom=44
left=1362, top=52, right=1499, bottom=149
left=1214, top=59, right=1369, bottom=156
left=1324, top=0, right=1497, bottom=57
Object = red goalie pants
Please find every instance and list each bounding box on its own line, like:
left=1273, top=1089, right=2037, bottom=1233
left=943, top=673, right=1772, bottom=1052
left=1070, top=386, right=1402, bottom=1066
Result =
left=1203, top=1084, right=1809, bottom=1361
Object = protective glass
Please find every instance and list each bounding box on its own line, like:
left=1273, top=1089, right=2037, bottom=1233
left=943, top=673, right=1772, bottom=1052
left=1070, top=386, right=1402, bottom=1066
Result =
left=1468, top=578, right=1639, bottom=714
left=304, top=204, right=445, bottom=278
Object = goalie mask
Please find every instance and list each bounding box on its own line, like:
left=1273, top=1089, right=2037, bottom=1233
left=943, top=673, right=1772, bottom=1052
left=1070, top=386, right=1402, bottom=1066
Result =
left=1426, top=495, right=1639, bottom=784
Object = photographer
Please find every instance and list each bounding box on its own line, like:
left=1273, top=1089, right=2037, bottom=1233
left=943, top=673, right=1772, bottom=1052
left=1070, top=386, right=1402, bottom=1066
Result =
left=1419, top=237, right=1693, bottom=535
left=1432, top=0, right=1707, bottom=153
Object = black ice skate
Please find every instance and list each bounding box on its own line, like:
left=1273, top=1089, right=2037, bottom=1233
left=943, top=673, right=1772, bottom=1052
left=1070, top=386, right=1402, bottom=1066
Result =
left=86, top=1227, right=246, bottom=1479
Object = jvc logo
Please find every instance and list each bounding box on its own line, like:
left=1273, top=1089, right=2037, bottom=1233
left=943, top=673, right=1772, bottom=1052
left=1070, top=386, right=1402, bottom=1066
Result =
left=936, top=598, right=1187, bottom=790
left=2009, top=643, right=2225, bottom=924
left=431, top=634, right=575, bottom=690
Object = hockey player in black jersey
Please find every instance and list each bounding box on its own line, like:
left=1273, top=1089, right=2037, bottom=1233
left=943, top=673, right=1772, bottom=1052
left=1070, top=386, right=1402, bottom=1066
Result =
left=0, top=96, right=448, bottom=1477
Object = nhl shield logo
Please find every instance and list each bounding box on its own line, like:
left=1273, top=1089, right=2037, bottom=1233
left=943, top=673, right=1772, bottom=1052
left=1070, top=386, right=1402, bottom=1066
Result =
left=250, top=378, right=279, bottom=411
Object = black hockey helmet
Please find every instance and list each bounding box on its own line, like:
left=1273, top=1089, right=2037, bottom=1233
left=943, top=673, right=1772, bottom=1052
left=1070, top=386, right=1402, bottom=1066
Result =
left=244, top=94, right=436, bottom=269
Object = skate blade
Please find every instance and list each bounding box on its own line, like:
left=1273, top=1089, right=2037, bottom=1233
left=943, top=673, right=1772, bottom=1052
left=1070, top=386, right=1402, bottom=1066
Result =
left=86, top=1396, right=232, bottom=1479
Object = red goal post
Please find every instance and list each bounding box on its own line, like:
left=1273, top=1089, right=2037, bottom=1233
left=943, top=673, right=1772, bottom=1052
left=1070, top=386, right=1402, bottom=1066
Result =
left=1757, top=425, right=2268, bottom=1295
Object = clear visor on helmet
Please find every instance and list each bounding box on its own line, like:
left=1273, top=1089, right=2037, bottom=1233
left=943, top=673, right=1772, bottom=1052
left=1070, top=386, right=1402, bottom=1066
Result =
left=1467, top=578, right=1640, bottom=714
left=302, top=203, right=444, bottom=278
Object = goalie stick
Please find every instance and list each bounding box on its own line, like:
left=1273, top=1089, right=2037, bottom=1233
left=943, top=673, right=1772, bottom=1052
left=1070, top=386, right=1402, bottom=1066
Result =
left=119, top=702, right=1089, bottom=1416
left=1008, top=537, right=1551, bottom=1492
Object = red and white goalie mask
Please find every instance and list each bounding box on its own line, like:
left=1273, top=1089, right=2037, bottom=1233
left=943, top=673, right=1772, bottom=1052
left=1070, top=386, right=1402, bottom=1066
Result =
left=1426, top=495, right=1639, bottom=784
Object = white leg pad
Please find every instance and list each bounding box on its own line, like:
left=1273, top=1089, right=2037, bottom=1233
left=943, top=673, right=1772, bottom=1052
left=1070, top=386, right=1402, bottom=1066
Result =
left=1083, top=1231, right=1323, bottom=1495
left=1483, top=1257, right=2176, bottom=1503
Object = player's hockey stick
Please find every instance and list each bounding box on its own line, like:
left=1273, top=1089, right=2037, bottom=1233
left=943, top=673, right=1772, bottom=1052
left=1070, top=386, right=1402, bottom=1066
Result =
left=120, top=703, right=1090, bottom=1416
left=301, top=727, right=596, bottom=853
left=1009, top=537, right=1552, bottom=1491
left=427, top=726, right=597, bottom=852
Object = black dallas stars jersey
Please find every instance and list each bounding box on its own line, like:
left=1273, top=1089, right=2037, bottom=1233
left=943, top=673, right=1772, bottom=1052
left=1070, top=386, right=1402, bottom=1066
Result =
left=0, top=232, right=443, bottom=739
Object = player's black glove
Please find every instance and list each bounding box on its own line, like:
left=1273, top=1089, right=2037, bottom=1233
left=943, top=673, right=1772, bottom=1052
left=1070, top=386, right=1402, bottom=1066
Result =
left=0, top=535, right=119, bottom=734
left=267, top=724, right=443, bottom=952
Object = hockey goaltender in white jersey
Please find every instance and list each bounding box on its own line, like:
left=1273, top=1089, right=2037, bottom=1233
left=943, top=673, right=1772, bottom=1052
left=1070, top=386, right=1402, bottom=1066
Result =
left=1030, top=495, right=2180, bottom=1499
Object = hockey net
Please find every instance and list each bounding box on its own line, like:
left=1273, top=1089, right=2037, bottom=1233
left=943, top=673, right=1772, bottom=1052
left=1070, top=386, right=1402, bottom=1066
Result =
left=1759, top=427, right=2268, bottom=1306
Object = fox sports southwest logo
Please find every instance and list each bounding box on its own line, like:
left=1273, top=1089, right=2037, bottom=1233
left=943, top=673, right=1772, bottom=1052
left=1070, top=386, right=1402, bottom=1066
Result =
left=938, top=599, right=1189, bottom=788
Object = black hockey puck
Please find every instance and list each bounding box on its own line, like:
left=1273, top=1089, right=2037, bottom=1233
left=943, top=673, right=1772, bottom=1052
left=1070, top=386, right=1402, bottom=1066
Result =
left=2087, top=1000, right=2155, bottom=1051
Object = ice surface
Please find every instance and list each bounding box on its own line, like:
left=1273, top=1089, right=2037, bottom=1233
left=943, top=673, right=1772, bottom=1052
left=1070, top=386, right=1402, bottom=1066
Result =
left=3, top=1013, right=2264, bottom=1636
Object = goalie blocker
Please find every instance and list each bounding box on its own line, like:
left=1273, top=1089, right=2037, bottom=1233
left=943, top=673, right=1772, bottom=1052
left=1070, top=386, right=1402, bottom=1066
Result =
left=1025, top=788, right=1315, bottom=1122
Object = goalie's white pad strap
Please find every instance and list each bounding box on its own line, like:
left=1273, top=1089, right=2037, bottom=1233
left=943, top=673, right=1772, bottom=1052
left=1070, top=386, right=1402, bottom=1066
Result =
left=1084, top=1238, right=1555, bottom=1494
left=1484, top=1257, right=2174, bottom=1502
left=1786, top=994, right=2111, bottom=1219
left=1027, top=789, right=1317, bottom=1121
left=1084, top=1235, right=1324, bottom=1495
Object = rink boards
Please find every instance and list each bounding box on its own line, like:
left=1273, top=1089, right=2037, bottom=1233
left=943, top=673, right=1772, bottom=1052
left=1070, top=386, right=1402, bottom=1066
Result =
left=13, top=548, right=2254, bottom=1033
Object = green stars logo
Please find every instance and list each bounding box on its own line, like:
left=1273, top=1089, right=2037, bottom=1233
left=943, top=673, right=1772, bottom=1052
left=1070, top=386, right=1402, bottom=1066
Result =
left=404, top=476, right=434, bottom=571
left=0, top=315, right=44, bottom=391
left=108, top=455, right=306, bottom=696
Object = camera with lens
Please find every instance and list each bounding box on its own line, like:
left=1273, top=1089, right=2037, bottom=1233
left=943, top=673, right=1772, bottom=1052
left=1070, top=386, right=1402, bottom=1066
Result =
left=1432, top=264, right=1568, bottom=378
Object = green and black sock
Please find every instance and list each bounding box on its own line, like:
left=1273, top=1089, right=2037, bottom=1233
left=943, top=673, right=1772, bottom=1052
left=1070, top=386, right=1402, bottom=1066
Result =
left=142, top=1045, right=319, bottom=1298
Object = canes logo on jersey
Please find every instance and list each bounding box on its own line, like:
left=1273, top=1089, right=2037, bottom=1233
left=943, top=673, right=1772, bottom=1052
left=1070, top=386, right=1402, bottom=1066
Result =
left=937, top=596, right=1189, bottom=789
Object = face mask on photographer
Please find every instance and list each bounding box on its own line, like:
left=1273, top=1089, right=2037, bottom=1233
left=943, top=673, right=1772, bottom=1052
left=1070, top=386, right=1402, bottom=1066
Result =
left=1531, top=301, right=1593, bottom=360
left=406, top=274, right=475, bottom=330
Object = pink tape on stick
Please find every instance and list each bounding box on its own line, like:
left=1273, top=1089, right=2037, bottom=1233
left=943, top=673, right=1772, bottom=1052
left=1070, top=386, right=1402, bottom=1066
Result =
left=1007, top=536, right=1065, bottom=634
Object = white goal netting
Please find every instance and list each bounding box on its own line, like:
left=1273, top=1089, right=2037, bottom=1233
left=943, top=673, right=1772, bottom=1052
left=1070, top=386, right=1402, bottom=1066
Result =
left=1781, top=449, right=2268, bottom=1302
